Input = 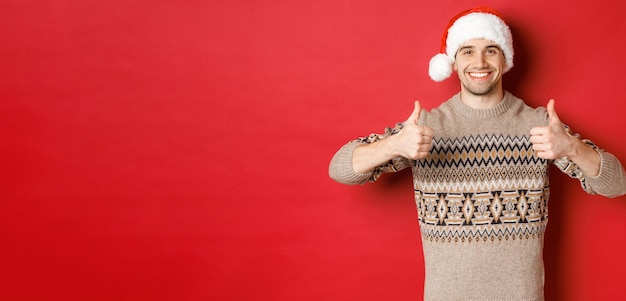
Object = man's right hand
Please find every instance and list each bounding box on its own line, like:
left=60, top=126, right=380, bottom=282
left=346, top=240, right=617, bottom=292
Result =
left=390, top=101, right=434, bottom=160
left=351, top=101, right=434, bottom=174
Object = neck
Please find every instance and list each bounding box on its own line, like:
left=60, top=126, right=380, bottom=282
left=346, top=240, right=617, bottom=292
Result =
left=459, top=86, right=504, bottom=109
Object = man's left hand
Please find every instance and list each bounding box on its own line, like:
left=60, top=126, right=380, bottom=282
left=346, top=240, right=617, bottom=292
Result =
left=529, top=99, right=573, bottom=160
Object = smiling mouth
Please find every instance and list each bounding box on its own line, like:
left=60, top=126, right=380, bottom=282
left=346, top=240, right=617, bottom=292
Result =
left=468, top=72, right=491, bottom=79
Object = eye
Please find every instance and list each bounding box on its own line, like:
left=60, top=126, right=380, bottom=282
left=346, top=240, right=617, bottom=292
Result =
left=486, top=48, right=500, bottom=55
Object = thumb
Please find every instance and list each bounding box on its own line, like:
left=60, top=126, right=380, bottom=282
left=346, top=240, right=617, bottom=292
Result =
left=406, top=101, right=422, bottom=125
left=547, top=99, right=561, bottom=125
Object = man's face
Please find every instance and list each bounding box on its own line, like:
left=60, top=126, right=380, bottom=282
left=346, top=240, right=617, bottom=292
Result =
left=454, top=39, right=507, bottom=96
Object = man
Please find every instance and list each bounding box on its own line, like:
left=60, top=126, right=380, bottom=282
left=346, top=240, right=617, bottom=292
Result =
left=328, top=6, right=626, bottom=300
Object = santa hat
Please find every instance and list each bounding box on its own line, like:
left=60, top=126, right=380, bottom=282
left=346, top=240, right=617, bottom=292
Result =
left=428, top=6, right=514, bottom=82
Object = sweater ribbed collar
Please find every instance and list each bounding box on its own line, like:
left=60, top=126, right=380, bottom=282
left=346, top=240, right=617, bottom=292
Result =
left=451, top=91, right=515, bottom=119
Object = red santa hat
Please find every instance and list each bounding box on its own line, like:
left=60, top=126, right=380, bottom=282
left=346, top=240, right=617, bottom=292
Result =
left=428, top=6, right=514, bottom=82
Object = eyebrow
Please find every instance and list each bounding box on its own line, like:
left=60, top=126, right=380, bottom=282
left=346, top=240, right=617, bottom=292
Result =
left=485, top=45, right=502, bottom=51
left=458, top=45, right=474, bottom=52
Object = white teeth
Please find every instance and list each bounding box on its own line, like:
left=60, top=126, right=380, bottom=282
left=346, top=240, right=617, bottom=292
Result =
left=469, top=72, right=489, bottom=78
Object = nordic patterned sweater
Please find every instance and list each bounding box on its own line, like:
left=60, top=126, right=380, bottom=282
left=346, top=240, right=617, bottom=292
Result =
left=329, top=91, right=626, bottom=300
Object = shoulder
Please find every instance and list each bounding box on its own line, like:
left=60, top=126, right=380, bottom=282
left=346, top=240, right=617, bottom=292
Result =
left=417, top=93, right=458, bottom=124
left=505, top=92, right=549, bottom=126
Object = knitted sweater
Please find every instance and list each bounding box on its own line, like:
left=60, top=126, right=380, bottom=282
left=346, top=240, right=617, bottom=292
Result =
left=329, top=91, right=626, bottom=300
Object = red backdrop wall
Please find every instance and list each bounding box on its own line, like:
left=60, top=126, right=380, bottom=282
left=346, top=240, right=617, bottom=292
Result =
left=1, top=1, right=625, bottom=300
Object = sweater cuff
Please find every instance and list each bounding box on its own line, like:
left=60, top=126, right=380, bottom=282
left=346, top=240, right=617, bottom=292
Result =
left=584, top=150, right=623, bottom=197
left=328, top=141, right=373, bottom=185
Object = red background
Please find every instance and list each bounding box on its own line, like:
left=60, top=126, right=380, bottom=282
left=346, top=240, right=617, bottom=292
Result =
left=1, top=1, right=626, bottom=300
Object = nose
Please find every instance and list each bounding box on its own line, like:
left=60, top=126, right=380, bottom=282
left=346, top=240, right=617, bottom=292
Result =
left=476, top=54, right=488, bottom=68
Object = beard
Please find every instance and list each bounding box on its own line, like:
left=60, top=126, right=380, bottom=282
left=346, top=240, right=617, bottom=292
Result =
left=461, top=79, right=499, bottom=96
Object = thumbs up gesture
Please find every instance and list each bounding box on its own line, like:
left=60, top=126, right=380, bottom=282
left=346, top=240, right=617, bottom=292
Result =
left=529, top=99, right=573, bottom=160
left=391, top=101, right=434, bottom=160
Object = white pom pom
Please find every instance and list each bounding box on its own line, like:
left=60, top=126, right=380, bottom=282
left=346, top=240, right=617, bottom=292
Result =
left=428, top=53, right=454, bottom=82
